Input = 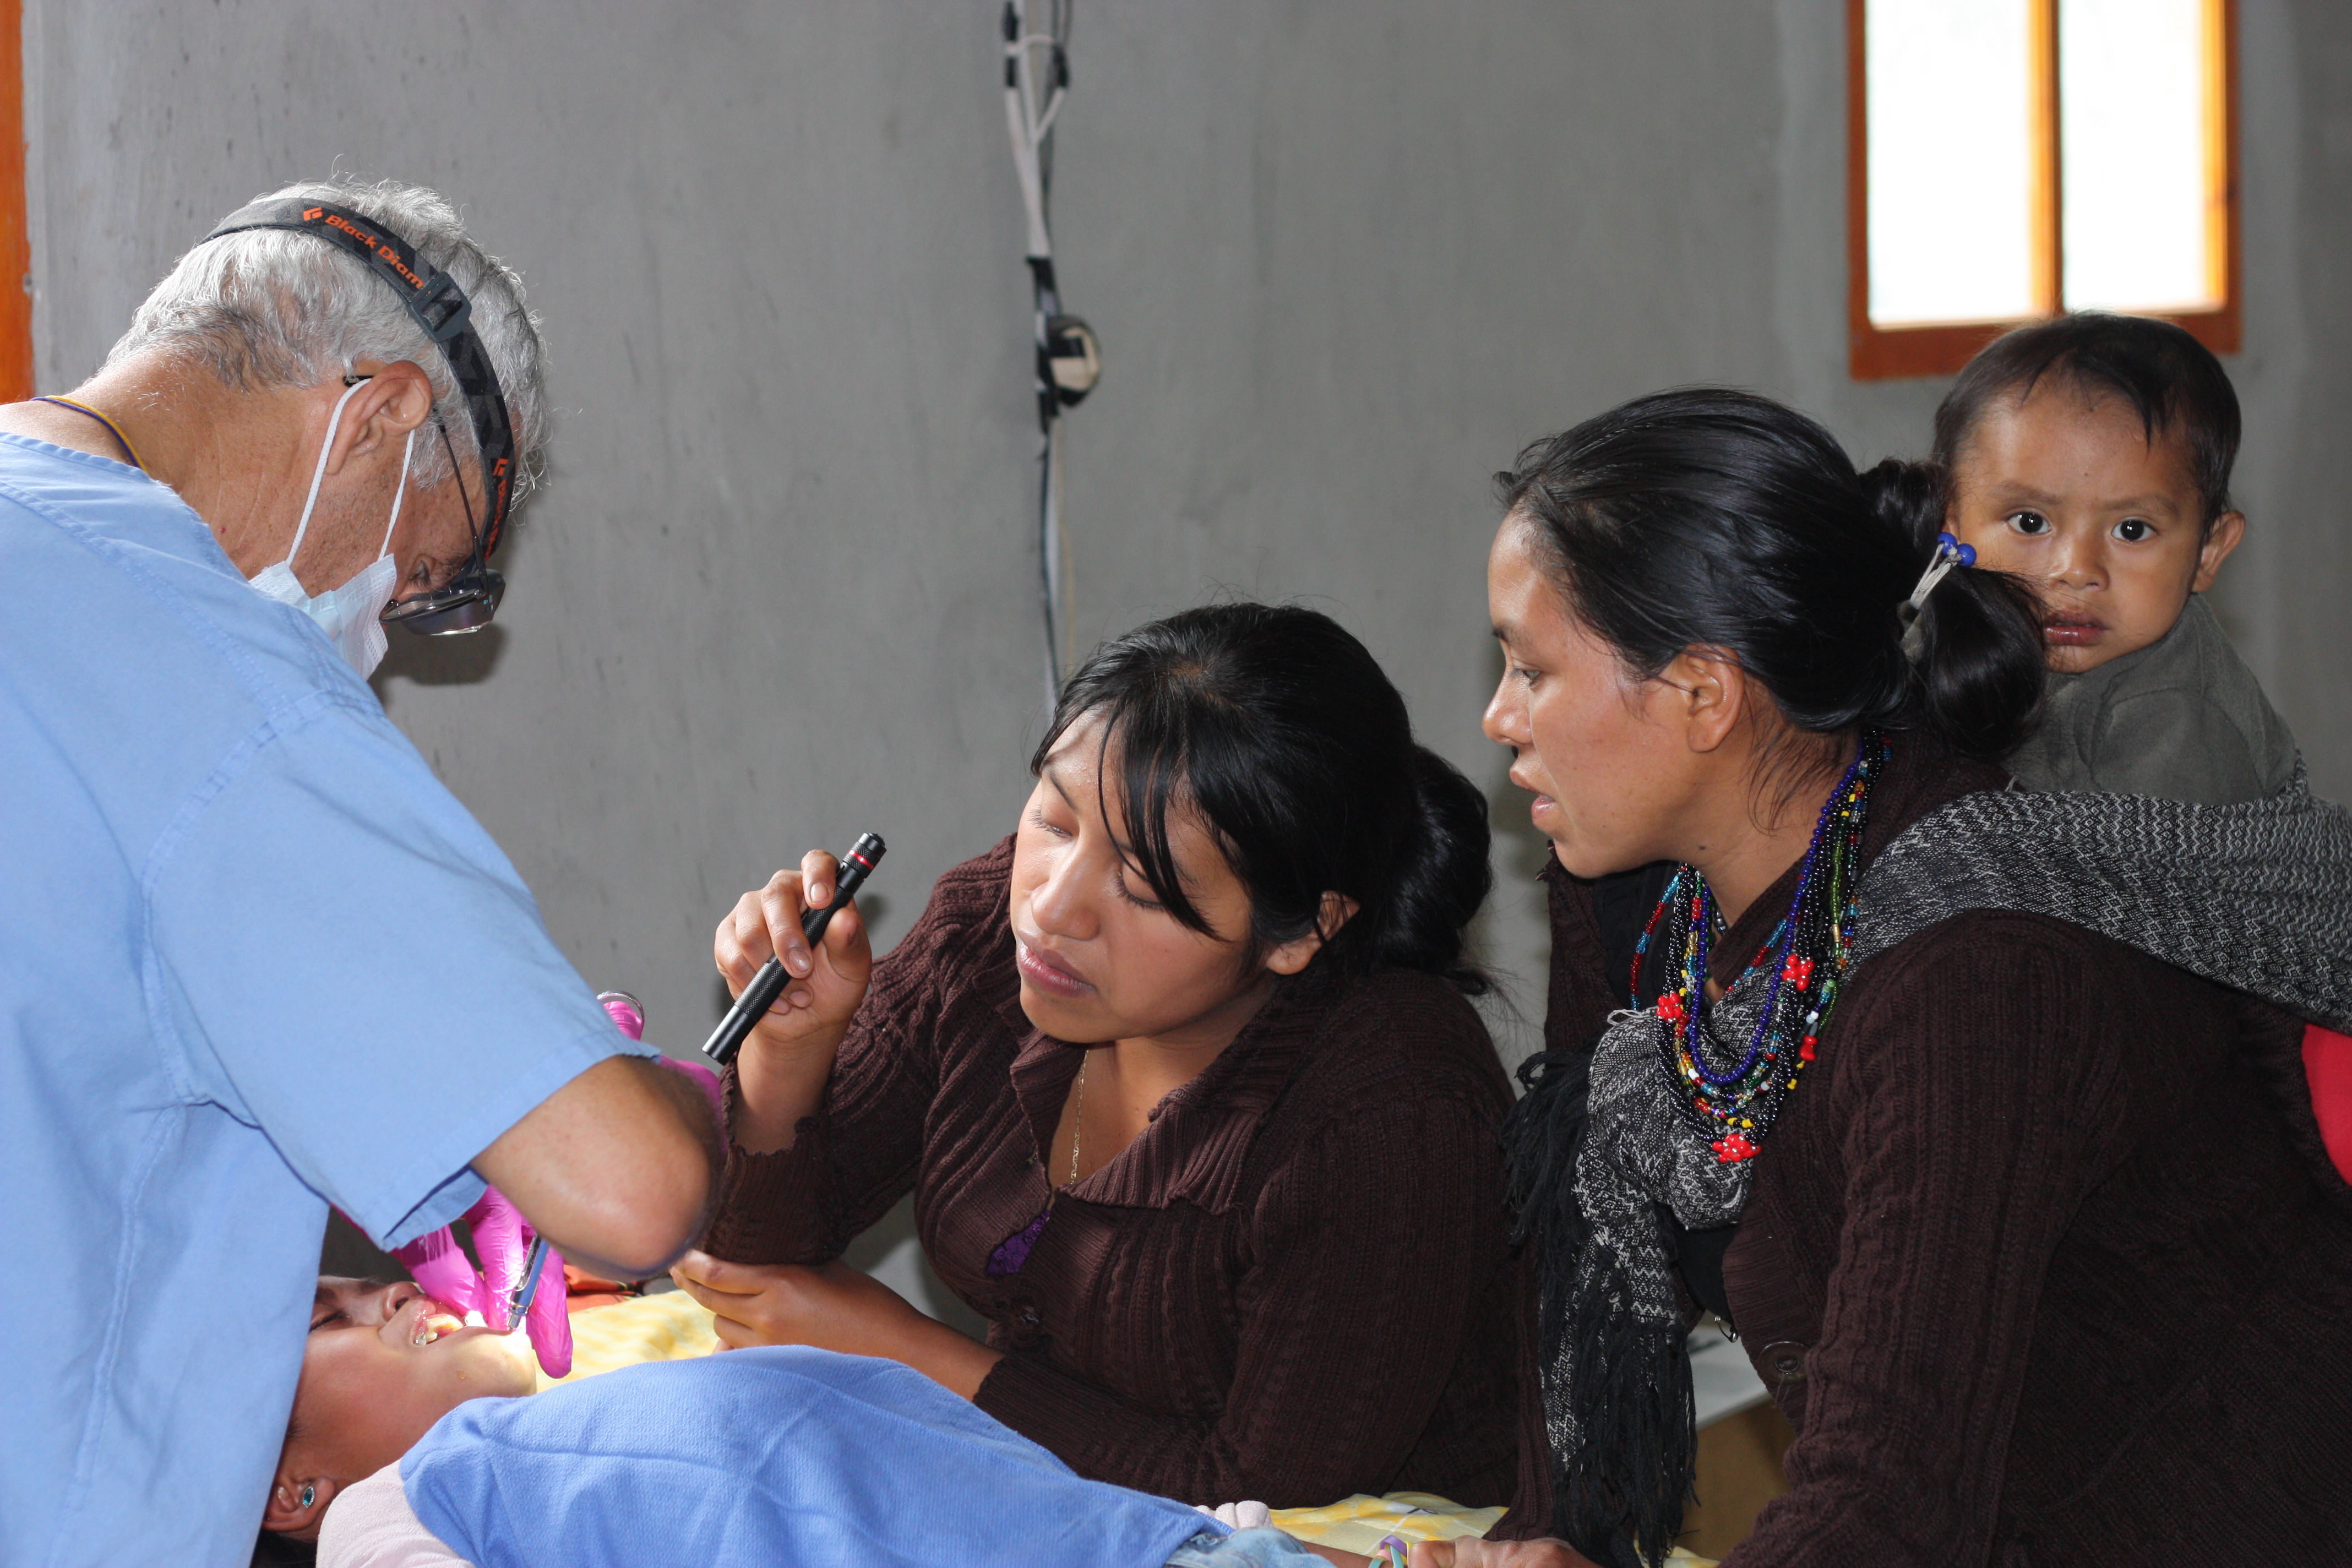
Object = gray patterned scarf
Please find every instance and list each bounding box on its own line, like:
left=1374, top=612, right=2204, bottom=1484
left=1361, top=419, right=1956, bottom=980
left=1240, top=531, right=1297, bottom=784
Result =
left=1507, top=765, right=2352, bottom=1567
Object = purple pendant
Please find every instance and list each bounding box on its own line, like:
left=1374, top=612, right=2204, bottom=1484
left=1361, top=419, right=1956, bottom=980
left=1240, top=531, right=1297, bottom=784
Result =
left=985, top=1202, right=1054, bottom=1278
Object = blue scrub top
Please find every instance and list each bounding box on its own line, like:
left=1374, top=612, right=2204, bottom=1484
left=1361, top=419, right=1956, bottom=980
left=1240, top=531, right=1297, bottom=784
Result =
left=0, top=434, right=649, bottom=1568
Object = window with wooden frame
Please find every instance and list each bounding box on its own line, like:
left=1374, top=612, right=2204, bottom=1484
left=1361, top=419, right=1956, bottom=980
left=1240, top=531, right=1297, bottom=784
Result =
left=1848, top=0, right=2239, bottom=381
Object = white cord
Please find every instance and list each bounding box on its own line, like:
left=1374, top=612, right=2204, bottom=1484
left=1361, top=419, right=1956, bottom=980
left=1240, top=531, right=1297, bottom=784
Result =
left=1003, top=0, right=1075, bottom=703
left=1003, top=15, right=1062, bottom=260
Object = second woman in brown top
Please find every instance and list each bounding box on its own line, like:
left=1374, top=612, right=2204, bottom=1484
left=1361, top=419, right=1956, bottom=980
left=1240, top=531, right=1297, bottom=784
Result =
left=672, top=603, right=1537, bottom=1511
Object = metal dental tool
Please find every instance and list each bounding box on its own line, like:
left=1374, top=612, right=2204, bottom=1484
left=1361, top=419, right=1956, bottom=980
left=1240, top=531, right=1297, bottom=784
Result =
left=505, top=1233, right=552, bottom=1331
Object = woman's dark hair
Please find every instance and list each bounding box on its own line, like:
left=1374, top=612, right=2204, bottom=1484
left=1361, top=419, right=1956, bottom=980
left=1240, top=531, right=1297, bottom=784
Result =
left=1932, top=310, right=2242, bottom=527
left=1496, top=386, right=2044, bottom=763
left=1031, top=602, right=1492, bottom=994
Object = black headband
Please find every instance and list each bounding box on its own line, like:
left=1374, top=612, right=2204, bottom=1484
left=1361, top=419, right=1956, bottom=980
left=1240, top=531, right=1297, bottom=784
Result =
left=201, top=198, right=518, bottom=632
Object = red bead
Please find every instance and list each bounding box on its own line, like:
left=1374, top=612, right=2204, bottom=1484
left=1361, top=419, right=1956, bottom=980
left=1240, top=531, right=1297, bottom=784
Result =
left=1712, top=1132, right=1758, bottom=1163
left=1799, top=1036, right=1817, bottom=1061
left=1657, top=993, right=1686, bottom=1023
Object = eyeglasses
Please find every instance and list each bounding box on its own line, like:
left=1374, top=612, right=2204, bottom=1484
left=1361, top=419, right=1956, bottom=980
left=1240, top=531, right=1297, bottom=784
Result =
left=379, top=415, right=507, bottom=635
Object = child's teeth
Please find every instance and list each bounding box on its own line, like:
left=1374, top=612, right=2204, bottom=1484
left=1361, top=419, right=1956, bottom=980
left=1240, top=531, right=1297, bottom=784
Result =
left=413, top=1308, right=464, bottom=1348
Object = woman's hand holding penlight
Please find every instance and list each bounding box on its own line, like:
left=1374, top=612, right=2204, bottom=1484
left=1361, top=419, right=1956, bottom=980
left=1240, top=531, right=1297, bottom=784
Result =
left=714, top=849, right=875, bottom=1153
left=668, top=1251, right=1004, bottom=1399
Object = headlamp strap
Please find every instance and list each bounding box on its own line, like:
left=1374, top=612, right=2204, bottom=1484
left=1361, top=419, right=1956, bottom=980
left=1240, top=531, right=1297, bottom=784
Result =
left=412, top=269, right=475, bottom=344
left=198, top=199, right=515, bottom=560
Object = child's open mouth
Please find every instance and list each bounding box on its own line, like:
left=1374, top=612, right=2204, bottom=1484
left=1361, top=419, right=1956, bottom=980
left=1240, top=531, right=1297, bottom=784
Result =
left=411, top=1299, right=467, bottom=1348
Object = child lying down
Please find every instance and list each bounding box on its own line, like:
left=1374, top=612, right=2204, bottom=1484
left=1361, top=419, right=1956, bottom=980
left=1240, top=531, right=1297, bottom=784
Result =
left=263, top=1277, right=1361, bottom=1568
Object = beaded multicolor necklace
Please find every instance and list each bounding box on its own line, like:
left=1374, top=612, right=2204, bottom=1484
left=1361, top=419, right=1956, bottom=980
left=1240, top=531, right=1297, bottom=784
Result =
left=1629, top=728, right=1888, bottom=1164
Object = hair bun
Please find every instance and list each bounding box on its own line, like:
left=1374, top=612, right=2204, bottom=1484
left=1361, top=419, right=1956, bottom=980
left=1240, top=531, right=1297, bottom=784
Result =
left=1858, top=457, right=1950, bottom=553
left=1385, top=747, right=1495, bottom=994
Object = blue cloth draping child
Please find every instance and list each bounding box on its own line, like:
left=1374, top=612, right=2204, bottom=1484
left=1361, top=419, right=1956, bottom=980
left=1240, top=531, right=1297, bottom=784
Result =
left=312, top=1341, right=1320, bottom=1568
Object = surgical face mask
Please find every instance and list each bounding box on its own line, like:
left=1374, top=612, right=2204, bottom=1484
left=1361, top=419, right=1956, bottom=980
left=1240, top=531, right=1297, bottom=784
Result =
left=247, top=377, right=416, bottom=679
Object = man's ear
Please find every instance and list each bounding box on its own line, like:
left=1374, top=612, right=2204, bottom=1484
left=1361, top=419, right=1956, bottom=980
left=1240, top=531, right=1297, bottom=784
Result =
left=260, top=1470, right=343, bottom=1542
left=2192, top=509, right=2246, bottom=594
left=1262, top=891, right=1360, bottom=977
left=324, top=359, right=437, bottom=475
left=1656, top=646, right=1746, bottom=756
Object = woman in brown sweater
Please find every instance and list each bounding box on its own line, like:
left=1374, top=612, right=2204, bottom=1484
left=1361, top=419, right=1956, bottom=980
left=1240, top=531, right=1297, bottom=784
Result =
left=672, top=603, right=1536, bottom=1511
left=1449, top=390, right=2352, bottom=1567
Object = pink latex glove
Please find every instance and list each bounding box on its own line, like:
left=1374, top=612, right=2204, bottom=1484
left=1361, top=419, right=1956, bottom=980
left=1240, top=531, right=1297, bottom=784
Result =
left=597, top=988, right=727, bottom=1131
left=392, top=1186, right=570, bottom=1377
left=467, top=1188, right=571, bottom=1378
left=390, top=1211, right=491, bottom=1322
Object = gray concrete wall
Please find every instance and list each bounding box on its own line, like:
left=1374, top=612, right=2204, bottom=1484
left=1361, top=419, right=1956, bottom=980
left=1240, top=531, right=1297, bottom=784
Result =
left=28, top=0, right=2348, bottom=1092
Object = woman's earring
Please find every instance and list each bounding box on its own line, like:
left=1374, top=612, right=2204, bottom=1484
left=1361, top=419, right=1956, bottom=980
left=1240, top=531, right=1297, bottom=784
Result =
left=298, top=1485, right=316, bottom=1510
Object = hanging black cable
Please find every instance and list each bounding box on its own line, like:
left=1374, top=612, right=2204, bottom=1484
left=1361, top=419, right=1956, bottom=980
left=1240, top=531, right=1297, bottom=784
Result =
left=1003, top=0, right=1099, bottom=701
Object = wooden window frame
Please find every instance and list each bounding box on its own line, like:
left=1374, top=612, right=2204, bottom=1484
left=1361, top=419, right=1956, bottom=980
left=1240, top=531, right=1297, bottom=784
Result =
left=1847, top=0, right=2241, bottom=382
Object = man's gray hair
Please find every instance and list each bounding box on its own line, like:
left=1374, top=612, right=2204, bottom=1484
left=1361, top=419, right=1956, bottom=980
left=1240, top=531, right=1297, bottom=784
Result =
left=108, top=176, right=547, bottom=501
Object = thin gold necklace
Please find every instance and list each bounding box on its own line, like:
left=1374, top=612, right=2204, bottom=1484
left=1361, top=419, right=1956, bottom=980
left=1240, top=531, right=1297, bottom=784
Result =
left=1065, top=1051, right=1088, bottom=1186
left=983, top=1050, right=1087, bottom=1278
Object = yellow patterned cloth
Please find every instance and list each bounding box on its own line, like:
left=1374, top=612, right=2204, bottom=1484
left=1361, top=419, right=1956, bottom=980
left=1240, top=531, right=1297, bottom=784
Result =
left=536, top=1289, right=721, bottom=1390
left=1269, top=1493, right=1713, bottom=1566
left=1268, top=1493, right=1506, bottom=1553
left=532, top=1302, right=1721, bottom=1565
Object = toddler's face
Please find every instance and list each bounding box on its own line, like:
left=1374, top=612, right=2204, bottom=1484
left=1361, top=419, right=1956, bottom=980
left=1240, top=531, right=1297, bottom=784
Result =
left=1948, top=384, right=2244, bottom=673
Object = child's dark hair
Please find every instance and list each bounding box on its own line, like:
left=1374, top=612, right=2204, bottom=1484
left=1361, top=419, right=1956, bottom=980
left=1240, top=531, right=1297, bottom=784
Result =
left=1497, top=387, right=2045, bottom=764
left=1032, top=602, right=1492, bottom=994
left=1932, top=311, right=2241, bottom=527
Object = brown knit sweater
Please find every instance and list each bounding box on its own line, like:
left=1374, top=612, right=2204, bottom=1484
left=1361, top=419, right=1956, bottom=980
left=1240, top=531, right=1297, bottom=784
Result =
left=705, top=839, right=1533, bottom=1510
left=1543, top=741, right=2352, bottom=1564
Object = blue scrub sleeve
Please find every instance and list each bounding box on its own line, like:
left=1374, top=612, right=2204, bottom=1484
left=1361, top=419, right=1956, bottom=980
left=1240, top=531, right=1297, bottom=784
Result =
left=143, top=694, right=649, bottom=1247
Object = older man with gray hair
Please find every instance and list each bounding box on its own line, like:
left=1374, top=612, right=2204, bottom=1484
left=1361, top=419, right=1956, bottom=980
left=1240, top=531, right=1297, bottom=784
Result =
left=0, top=177, right=718, bottom=1567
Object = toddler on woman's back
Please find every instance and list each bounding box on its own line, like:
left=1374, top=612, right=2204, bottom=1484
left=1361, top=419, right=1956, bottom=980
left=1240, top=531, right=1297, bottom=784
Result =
left=1932, top=312, right=2294, bottom=805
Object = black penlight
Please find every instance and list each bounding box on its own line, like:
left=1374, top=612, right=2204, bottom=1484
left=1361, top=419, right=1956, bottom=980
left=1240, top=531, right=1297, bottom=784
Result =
left=701, top=833, right=886, bottom=1068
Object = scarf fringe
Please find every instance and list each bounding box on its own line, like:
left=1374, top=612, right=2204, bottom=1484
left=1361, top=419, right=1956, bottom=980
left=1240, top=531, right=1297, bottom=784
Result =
left=1506, top=1049, right=1696, bottom=1568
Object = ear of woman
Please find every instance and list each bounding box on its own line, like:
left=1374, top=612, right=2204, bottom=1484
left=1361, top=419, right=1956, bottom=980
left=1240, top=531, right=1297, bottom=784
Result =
left=1654, top=647, right=1739, bottom=747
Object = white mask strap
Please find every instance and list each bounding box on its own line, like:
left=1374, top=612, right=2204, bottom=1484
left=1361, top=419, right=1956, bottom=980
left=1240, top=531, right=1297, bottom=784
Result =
left=284, top=377, right=374, bottom=577
left=378, top=426, right=416, bottom=559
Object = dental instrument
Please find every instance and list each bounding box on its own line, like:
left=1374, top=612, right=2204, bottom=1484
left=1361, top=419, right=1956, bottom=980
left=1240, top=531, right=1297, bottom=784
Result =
left=701, top=832, right=887, bottom=1068
left=507, top=1233, right=552, bottom=1330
